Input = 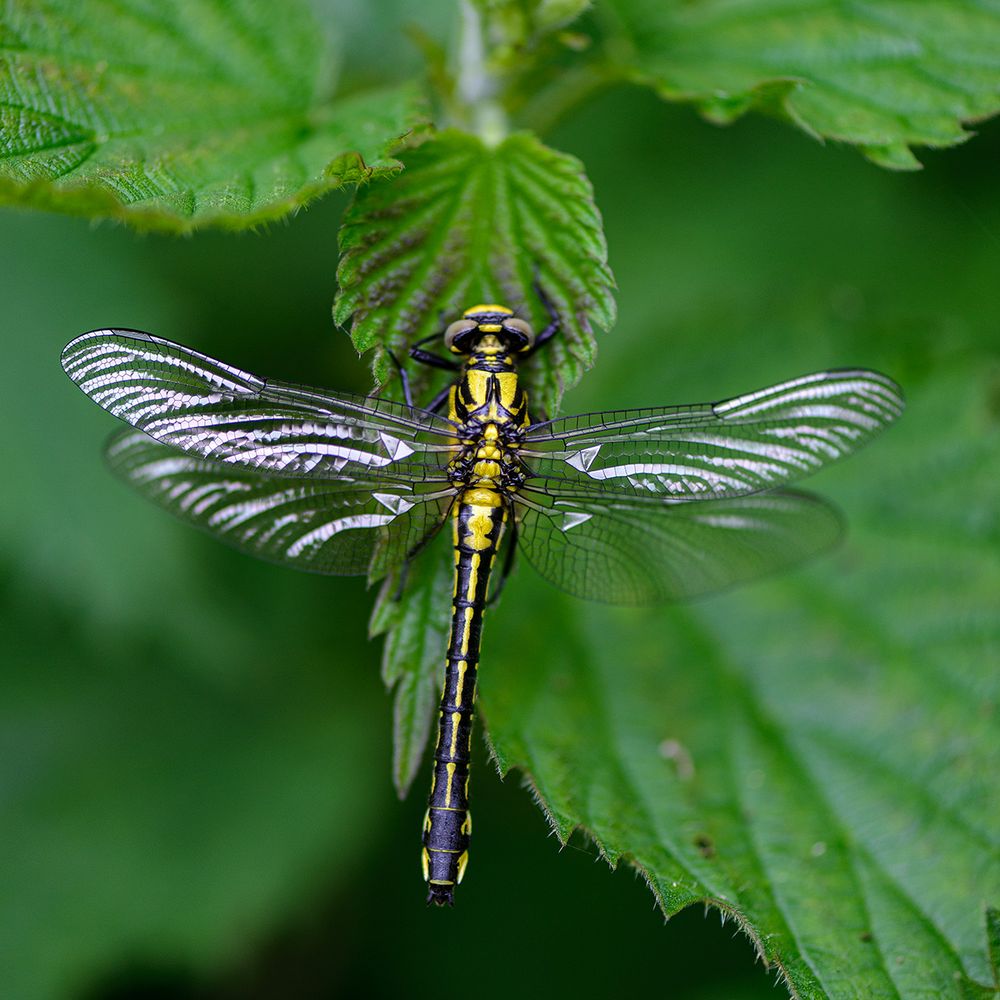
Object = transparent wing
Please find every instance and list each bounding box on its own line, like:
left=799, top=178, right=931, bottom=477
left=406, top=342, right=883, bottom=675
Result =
left=106, top=429, right=455, bottom=578
left=63, top=329, right=458, bottom=483
left=520, top=370, right=903, bottom=500
left=515, top=487, right=843, bottom=604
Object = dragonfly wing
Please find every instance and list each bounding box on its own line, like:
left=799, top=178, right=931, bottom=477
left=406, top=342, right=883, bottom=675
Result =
left=515, top=487, right=843, bottom=604
left=520, top=370, right=903, bottom=500
left=63, top=329, right=457, bottom=482
left=106, top=429, right=455, bottom=578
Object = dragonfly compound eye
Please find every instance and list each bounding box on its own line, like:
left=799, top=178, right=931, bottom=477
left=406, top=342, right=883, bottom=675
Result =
left=444, top=319, right=478, bottom=354
left=503, top=317, right=535, bottom=351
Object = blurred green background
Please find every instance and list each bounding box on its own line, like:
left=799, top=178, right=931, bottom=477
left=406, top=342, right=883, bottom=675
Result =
left=3, top=75, right=999, bottom=998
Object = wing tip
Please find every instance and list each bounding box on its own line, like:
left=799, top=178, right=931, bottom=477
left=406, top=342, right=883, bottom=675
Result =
left=819, top=366, right=905, bottom=406
left=59, top=329, right=269, bottom=398
left=60, top=328, right=158, bottom=374
left=846, top=368, right=906, bottom=422
left=715, top=367, right=905, bottom=423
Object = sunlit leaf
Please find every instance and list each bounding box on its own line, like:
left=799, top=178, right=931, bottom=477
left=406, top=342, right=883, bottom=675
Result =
left=335, top=129, right=615, bottom=416
left=603, top=0, right=1000, bottom=169
left=0, top=1, right=424, bottom=231
left=484, top=356, right=1000, bottom=997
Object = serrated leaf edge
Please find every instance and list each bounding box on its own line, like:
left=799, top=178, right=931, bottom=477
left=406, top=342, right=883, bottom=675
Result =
left=0, top=84, right=429, bottom=233
left=625, top=59, right=999, bottom=172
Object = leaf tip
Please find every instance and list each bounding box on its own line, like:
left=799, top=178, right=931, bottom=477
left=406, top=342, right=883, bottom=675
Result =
left=861, top=142, right=924, bottom=172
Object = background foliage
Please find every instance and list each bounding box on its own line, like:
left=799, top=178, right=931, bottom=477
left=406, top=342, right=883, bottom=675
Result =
left=2, top=1, right=999, bottom=998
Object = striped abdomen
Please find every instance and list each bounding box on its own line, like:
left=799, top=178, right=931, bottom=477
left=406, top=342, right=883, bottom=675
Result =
left=422, top=494, right=506, bottom=905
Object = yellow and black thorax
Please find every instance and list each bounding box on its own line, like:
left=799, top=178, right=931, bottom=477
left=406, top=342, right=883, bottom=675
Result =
left=446, top=303, right=533, bottom=505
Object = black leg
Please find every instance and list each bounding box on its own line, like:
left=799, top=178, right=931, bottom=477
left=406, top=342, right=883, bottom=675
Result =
left=386, top=348, right=452, bottom=414
left=424, top=383, right=453, bottom=415
left=413, top=329, right=443, bottom=349
left=488, top=517, right=519, bottom=606
left=410, top=346, right=460, bottom=372
left=410, top=309, right=451, bottom=352
left=527, top=274, right=560, bottom=354
left=386, top=349, right=415, bottom=408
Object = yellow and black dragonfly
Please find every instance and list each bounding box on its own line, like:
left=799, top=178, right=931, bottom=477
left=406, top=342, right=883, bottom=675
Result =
left=61, top=303, right=902, bottom=905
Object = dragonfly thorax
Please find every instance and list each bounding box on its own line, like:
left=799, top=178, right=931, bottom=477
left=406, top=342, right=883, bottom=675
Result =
left=447, top=430, right=525, bottom=494
left=448, top=321, right=531, bottom=500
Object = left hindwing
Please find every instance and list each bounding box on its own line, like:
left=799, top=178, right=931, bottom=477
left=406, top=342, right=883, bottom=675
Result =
left=106, top=429, right=455, bottom=578
left=519, top=370, right=903, bottom=500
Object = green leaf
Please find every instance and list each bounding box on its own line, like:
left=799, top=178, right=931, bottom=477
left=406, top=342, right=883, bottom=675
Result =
left=958, top=976, right=998, bottom=1000
left=370, top=536, right=454, bottom=798
left=472, top=0, right=592, bottom=50
left=0, top=1, right=424, bottom=231
left=335, top=129, right=615, bottom=416
left=989, top=907, right=1000, bottom=989
left=349, top=129, right=613, bottom=790
left=602, top=0, right=1000, bottom=169
left=482, top=353, right=1000, bottom=997
left=533, top=0, right=592, bottom=34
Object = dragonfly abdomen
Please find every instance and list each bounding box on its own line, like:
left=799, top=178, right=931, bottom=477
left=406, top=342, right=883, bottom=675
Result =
left=422, top=495, right=506, bottom=906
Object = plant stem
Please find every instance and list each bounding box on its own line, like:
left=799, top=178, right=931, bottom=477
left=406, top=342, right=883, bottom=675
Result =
left=457, top=0, right=508, bottom=146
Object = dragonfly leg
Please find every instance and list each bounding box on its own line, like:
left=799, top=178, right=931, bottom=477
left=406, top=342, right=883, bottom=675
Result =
left=408, top=338, right=460, bottom=412
left=423, top=383, right=453, bottom=414
left=385, top=349, right=416, bottom=408
left=410, top=346, right=460, bottom=373
left=411, top=311, right=450, bottom=350
left=487, top=517, right=518, bottom=606
left=526, top=272, right=561, bottom=354
left=388, top=344, right=454, bottom=413
left=410, top=312, right=459, bottom=372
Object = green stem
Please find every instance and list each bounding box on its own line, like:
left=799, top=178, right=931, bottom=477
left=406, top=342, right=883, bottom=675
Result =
left=457, top=0, right=508, bottom=146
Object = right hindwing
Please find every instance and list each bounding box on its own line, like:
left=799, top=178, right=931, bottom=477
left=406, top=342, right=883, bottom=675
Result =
left=513, top=486, right=843, bottom=604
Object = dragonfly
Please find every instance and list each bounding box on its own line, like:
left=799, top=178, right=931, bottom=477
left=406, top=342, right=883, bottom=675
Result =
left=61, top=300, right=903, bottom=906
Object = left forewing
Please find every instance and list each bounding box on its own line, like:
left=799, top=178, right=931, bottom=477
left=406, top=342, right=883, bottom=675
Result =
left=62, top=329, right=458, bottom=482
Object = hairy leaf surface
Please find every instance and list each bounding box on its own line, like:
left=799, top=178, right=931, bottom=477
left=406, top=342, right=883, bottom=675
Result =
left=0, top=1, right=423, bottom=230
left=335, top=129, right=615, bottom=417
left=339, top=129, right=614, bottom=749
left=484, top=356, right=1000, bottom=997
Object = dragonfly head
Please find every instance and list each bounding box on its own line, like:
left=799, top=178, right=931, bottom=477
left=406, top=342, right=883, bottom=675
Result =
left=444, top=304, right=536, bottom=356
